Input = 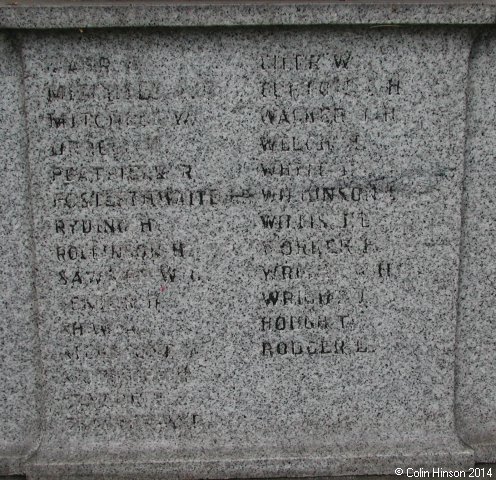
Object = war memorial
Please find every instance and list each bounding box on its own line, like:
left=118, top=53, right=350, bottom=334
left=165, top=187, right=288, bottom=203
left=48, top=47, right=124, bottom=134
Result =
left=0, top=1, right=495, bottom=478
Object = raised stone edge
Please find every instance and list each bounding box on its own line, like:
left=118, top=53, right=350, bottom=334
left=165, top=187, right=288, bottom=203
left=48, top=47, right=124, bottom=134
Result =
left=0, top=3, right=495, bottom=29
left=25, top=442, right=475, bottom=480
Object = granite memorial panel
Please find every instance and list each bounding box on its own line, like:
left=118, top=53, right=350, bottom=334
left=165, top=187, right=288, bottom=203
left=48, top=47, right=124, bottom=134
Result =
left=0, top=32, right=40, bottom=476
left=456, top=31, right=496, bottom=464
left=17, top=26, right=474, bottom=478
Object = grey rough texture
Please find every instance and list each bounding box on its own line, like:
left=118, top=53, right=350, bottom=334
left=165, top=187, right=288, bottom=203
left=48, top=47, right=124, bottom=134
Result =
left=0, top=33, right=40, bottom=475
left=19, top=26, right=473, bottom=479
left=0, top=3, right=496, bottom=29
left=456, top=31, right=496, bottom=463
left=5, top=468, right=496, bottom=480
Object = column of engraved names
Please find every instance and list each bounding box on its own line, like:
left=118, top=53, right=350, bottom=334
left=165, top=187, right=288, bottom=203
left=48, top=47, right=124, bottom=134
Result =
left=40, top=53, right=207, bottom=437
left=255, top=52, right=397, bottom=357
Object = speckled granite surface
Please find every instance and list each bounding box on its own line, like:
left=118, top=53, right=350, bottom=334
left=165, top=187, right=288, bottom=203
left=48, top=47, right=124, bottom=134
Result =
left=18, top=25, right=472, bottom=479
left=0, top=33, right=39, bottom=476
left=0, top=2, right=496, bottom=29
left=0, top=3, right=495, bottom=479
left=456, top=31, right=496, bottom=464
left=3, top=466, right=496, bottom=480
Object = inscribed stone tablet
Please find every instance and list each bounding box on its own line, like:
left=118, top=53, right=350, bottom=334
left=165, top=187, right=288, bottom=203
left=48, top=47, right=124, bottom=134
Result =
left=0, top=34, right=39, bottom=474
left=456, top=32, right=496, bottom=462
left=22, top=28, right=472, bottom=478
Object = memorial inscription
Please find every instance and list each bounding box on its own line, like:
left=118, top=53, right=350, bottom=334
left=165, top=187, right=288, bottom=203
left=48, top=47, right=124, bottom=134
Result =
left=18, top=27, right=472, bottom=478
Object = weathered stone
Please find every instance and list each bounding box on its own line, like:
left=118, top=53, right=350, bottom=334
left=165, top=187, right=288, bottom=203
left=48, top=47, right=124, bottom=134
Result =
left=0, top=33, right=39, bottom=475
left=1, top=2, right=496, bottom=29
left=0, top=2, right=495, bottom=478
left=456, top=31, right=496, bottom=463
left=19, top=27, right=473, bottom=478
